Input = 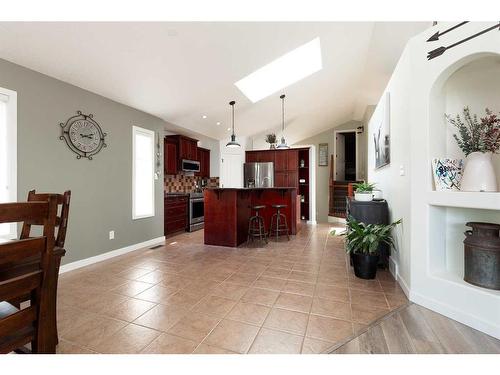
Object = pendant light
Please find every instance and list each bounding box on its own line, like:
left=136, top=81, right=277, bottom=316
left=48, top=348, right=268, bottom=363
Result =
left=226, top=100, right=241, bottom=148
left=276, top=94, right=289, bottom=149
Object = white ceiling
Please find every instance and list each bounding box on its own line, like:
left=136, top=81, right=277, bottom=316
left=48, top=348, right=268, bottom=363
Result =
left=0, top=22, right=430, bottom=141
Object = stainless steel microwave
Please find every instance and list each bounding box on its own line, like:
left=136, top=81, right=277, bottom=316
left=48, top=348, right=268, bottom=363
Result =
left=181, top=159, right=200, bottom=172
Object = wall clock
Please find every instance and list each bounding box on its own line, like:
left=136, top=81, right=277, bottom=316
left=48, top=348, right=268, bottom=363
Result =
left=59, top=111, right=107, bottom=160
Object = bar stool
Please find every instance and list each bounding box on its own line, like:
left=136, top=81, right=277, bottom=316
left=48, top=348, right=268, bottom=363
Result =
left=247, top=205, right=268, bottom=244
left=269, top=204, right=290, bottom=241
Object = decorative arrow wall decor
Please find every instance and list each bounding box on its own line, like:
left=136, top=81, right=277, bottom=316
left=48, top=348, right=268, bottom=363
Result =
left=427, top=22, right=469, bottom=42
left=427, top=22, right=500, bottom=60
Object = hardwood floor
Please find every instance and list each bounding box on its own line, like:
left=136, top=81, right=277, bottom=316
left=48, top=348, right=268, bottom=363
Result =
left=330, top=303, right=500, bottom=354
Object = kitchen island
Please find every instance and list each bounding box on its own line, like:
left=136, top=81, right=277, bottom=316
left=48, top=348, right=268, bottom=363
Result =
left=204, top=187, right=301, bottom=247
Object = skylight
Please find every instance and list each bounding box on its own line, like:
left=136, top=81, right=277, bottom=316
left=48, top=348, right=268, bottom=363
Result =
left=235, top=37, right=322, bottom=103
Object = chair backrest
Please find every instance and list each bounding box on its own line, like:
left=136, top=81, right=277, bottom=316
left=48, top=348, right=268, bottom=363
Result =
left=0, top=198, right=58, bottom=353
left=20, top=190, right=71, bottom=248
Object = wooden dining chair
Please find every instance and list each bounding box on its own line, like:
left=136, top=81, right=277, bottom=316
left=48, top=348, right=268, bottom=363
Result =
left=21, top=190, right=71, bottom=249
left=17, top=190, right=71, bottom=345
left=0, top=198, right=58, bottom=353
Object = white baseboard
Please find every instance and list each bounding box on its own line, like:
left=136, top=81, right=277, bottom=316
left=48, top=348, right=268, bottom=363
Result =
left=388, top=256, right=398, bottom=279
left=397, top=275, right=411, bottom=299
left=388, top=257, right=498, bottom=339
left=410, top=291, right=500, bottom=340
left=59, top=236, right=166, bottom=274
left=388, top=256, right=410, bottom=299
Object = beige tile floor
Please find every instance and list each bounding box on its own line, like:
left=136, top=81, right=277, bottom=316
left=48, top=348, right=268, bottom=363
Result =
left=56, top=224, right=407, bottom=354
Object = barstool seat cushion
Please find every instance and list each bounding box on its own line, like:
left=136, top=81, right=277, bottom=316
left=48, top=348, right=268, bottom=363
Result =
left=272, top=204, right=287, bottom=209
left=251, top=205, right=266, bottom=210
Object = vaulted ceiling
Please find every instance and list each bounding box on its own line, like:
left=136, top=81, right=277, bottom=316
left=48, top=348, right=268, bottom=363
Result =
left=0, top=22, right=430, bottom=140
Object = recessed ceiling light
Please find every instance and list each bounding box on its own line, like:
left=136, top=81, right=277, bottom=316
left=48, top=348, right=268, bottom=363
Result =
left=235, top=37, right=322, bottom=103
left=202, top=115, right=207, bottom=119
left=227, top=127, right=231, bottom=131
left=216, top=122, right=221, bottom=126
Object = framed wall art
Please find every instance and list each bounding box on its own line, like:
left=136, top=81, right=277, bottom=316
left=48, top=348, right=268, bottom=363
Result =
left=318, top=143, right=328, bottom=166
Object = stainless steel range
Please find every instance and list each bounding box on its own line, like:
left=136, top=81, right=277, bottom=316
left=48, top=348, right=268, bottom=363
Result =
left=188, top=192, right=204, bottom=232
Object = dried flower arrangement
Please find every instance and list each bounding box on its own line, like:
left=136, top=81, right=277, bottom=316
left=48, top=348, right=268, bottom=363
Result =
left=446, top=107, right=500, bottom=156
left=265, top=133, right=277, bottom=145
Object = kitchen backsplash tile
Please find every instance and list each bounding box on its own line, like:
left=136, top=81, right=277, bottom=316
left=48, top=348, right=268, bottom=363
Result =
left=164, top=175, right=219, bottom=193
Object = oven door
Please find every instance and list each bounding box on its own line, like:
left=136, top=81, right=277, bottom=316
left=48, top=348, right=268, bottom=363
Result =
left=190, top=198, right=204, bottom=224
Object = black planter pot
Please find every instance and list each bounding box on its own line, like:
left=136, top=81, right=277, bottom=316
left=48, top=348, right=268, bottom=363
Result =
left=352, top=253, right=380, bottom=279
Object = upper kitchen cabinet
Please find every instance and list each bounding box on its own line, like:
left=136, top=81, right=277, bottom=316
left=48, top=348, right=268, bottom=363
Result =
left=196, top=147, right=211, bottom=178
left=164, top=138, right=178, bottom=175
left=275, top=149, right=298, bottom=172
left=164, top=135, right=203, bottom=175
left=245, top=148, right=305, bottom=189
left=246, top=150, right=275, bottom=163
left=178, top=136, right=198, bottom=160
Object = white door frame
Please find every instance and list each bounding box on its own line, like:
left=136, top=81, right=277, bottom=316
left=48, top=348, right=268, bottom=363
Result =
left=0, top=86, right=17, bottom=240
left=333, top=129, right=359, bottom=181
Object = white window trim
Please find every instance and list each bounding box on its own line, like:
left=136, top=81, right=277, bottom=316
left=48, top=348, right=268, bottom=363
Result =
left=132, top=125, right=155, bottom=220
left=0, top=87, right=17, bottom=239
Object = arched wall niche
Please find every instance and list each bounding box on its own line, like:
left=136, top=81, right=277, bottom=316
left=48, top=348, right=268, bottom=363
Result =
left=425, top=52, right=500, bottom=309
left=428, top=52, right=500, bottom=191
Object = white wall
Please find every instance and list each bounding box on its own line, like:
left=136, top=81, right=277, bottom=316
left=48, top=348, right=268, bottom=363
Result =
left=219, top=136, right=252, bottom=188
left=366, top=22, right=500, bottom=338
left=296, top=120, right=364, bottom=223
left=367, top=45, right=413, bottom=290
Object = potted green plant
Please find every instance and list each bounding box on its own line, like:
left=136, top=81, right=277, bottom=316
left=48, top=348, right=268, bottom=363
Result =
left=353, top=182, right=376, bottom=201
left=338, top=216, right=401, bottom=279
left=446, top=107, right=500, bottom=192
left=265, top=133, right=277, bottom=149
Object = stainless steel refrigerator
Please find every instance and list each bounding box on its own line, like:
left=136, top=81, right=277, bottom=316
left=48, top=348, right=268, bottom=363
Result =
left=244, top=162, right=274, bottom=188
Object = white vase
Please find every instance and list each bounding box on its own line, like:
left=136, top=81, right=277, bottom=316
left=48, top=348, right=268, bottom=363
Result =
left=460, top=152, right=498, bottom=192
left=372, top=190, right=383, bottom=200
left=354, top=192, right=373, bottom=201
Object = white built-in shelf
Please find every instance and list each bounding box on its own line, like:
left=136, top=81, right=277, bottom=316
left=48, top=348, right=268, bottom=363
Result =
left=427, top=191, right=500, bottom=211
left=431, top=270, right=500, bottom=299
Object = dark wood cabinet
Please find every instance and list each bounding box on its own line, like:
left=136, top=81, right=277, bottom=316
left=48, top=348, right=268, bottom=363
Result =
left=196, top=147, right=211, bottom=178
left=260, top=151, right=275, bottom=163
left=178, top=136, right=198, bottom=160
left=287, top=170, right=298, bottom=188
left=246, top=150, right=275, bottom=163
left=275, top=171, right=298, bottom=188
left=204, top=188, right=299, bottom=247
left=274, top=151, right=287, bottom=171
left=165, top=135, right=201, bottom=174
left=248, top=149, right=299, bottom=188
left=298, top=148, right=310, bottom=221
left=165, top=195, right=188, bottom=236
left=287, top=150, right=298, bottom=171
left=164, top=139, right=178, bottom=175
left=274, top=171, right=287, bottom=187
left=246, top=151, right=259, bottom=163
left=274, top=149, right=298, bottom=172
left=245, top=148, right=309, bottom=219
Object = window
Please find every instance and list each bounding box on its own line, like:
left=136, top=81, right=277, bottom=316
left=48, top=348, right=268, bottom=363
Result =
left=132, top=126, right=155, bottom=219
left=235, top=37, right=322, bottom=103
left=0, top=87, right=17, bottom=239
